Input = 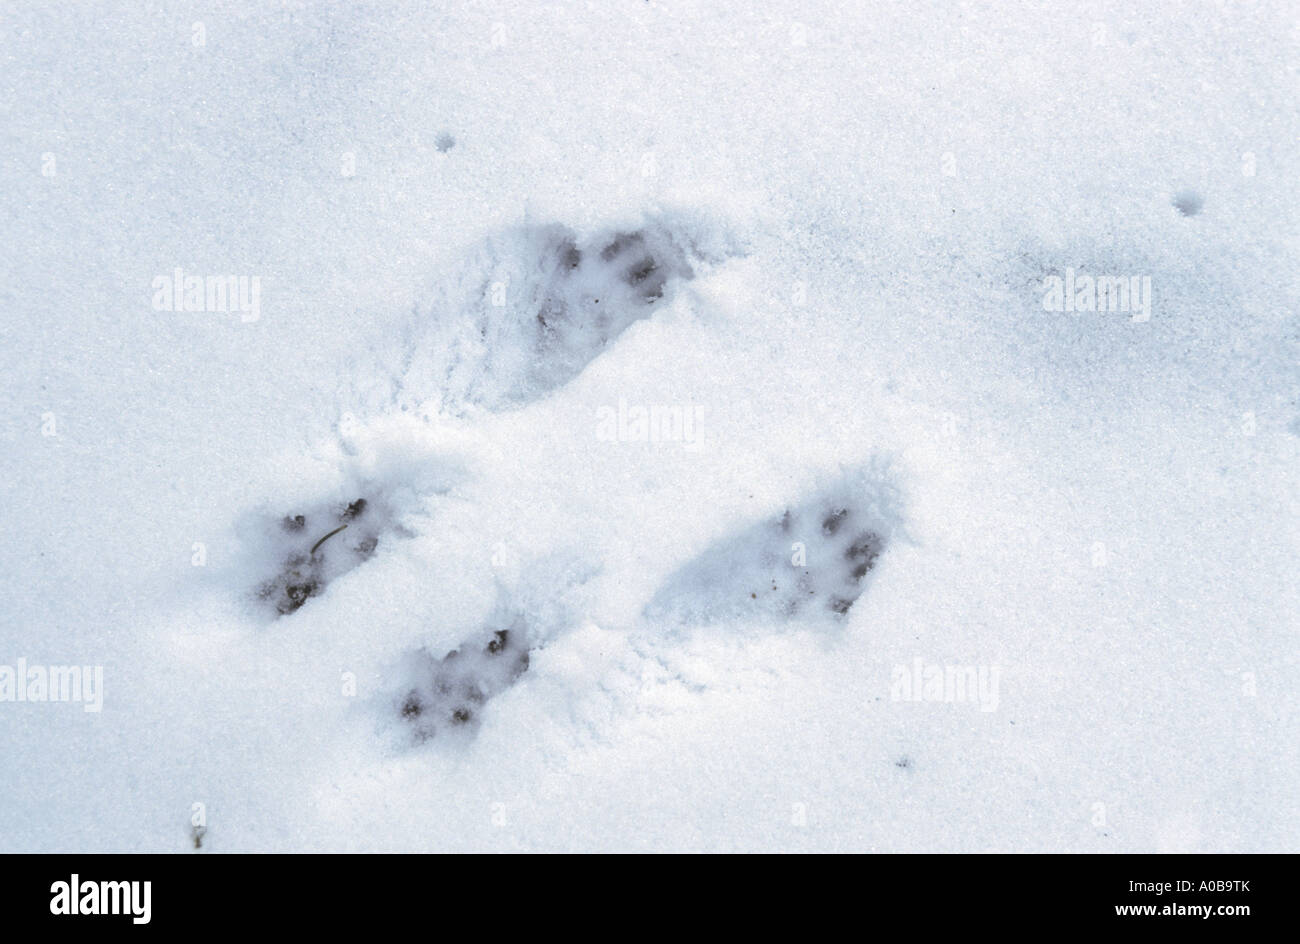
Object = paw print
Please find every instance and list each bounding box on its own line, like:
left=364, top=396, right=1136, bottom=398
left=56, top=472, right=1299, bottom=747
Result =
left=256, top=497, right=396, bottom=616
left=646, top=472, right=898, bottom=624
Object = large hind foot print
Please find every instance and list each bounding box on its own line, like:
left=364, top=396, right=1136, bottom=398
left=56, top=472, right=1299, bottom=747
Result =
left=530, top=226, right=692, bottom=376
left=255, top=495, right=409, bottom=616
left=456, top=221, right=697, bottom=410
left=370, top=214, right=737, bottom=415
left=645, top=470, right=901, bottom=625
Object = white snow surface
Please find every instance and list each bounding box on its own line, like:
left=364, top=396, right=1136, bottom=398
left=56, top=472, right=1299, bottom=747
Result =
left=1, top=0, right=1297, bottom=852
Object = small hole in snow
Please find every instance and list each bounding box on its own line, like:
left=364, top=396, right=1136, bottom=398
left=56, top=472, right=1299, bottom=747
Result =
left=1172, top=191, right=1202, bottom=217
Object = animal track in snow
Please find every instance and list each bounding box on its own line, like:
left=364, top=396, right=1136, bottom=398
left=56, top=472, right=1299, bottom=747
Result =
left=255, top=495, right=408, bottom=615
left=356, top=213, right=738, bottom=416
left=392, top=553, right=597, bottom=743
left=645, top=471, right=900, bottom=625
left=445, top=222, right=696, bottom=410
left=240, top=416, right=471, bottom=618
left=397, top=617, right=533, bottom=741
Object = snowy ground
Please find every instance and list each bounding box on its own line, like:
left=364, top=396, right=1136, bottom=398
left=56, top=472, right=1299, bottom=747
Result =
left=2, top=1, right=1297, bottom=852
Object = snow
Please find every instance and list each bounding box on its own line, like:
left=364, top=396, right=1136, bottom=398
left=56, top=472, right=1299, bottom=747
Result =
left=1, top=0, right=1296, bottom=852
